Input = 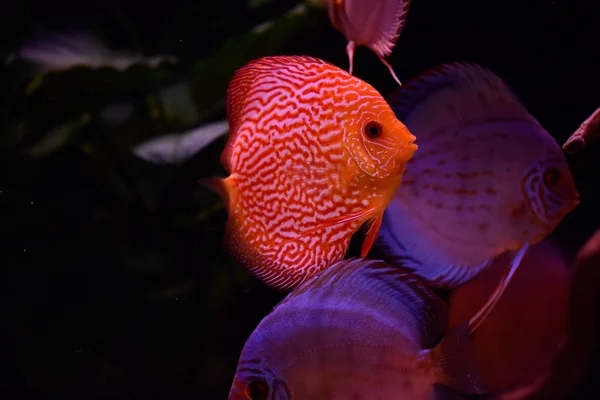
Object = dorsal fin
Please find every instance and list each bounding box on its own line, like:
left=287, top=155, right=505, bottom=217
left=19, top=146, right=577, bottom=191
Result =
left=221, top=55, right=334, bottom=172
left=387, top=62, right=527, bottom=122
left=276, top=258, right=426, bottom=303
left=275, top=257, right=448, bottom=347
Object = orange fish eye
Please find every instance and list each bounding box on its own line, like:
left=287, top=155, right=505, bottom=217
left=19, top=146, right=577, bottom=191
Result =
left=245, top=379, right=269, bottom=400
left=543, top=167, right=561, bottom=187
left=364, top=121, right=383, bottom=139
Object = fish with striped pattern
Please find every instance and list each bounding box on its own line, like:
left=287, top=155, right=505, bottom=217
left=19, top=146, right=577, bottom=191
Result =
left=201, top=55, right=417, bottom=290
left=229, top=258, right=488, bottom=400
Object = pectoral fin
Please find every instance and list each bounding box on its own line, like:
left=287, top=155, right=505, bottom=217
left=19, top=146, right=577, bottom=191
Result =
left=361, top=214, right=383, bottom=257
left=279, top=208, right=376, bottom=245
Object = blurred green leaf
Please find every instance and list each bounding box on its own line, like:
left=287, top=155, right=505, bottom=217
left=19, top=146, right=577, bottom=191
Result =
left=14, top=66, right=177, bottom=146
left=27, top=113, right=91, bottom=158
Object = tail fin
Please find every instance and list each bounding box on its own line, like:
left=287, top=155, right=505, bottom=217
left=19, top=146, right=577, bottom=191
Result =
left=199, top=177, right=231, bottom=211
left=425, top=321, right=488, bottom=396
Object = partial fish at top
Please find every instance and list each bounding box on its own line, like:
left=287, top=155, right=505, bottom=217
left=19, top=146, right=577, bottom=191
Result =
left=375, top=62, right=579, bottom=331
left=325, top=0, right=410, bottom=86
left=229, top=258, right=488, bottom=400
left=201, top=55, right=417, bottom=291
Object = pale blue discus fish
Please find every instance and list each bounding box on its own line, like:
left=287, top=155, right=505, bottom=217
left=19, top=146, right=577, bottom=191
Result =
left=375, top=63, right=579, bottom=331
left=229, top=258, right=488, bottom=400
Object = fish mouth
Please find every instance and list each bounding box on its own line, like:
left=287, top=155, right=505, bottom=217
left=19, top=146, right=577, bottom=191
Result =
left=404, top=133, right=418, bottom=155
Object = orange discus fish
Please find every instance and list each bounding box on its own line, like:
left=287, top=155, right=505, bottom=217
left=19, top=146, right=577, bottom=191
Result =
left=201, top=55, right=417, bottom=290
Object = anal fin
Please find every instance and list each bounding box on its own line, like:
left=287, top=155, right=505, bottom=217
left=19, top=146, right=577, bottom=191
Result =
left=468, top=244, right=529, bottom=334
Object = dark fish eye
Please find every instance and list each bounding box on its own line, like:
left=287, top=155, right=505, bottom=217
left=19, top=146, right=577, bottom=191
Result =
left=364, top=121, right=383, bottom=139
left=245, top=379, right=269, bottom=400
left=544, top=167, right=561, bottom=186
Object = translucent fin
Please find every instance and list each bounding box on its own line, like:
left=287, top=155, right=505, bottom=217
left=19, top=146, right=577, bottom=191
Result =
left=468, top=244, right=529, bottom=334
left=278, top=208, right=376, bottom=246
left=426, top=321, right=488, bottom=396
left=276, top=257, right=445, bottom=325
left=360, top=213, right=383, bottom=257
left=366, top=0, right=411, bottom=58
left=375, top=51, right=402, bottom=86
left=329, top=0, right=409, bottom=66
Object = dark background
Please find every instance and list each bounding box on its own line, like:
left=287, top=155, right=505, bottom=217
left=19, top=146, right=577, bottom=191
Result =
left=1, top=0, right=599, bottom=398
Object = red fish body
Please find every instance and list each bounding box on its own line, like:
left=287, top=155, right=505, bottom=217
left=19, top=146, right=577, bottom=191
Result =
left=448, top=240, right=570, bottom=398
left=202, top=55, right=417, bottom=290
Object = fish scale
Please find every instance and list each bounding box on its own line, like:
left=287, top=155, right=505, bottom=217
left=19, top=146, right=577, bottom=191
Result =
left=376, top=62, right=579, bottom=291
left=202, top=55, right=416, bottom=290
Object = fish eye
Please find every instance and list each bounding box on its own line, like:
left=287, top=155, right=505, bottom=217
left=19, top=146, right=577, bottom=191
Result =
left=543, top=167, right=561, bottom=186
left=245, top=379, right=269, bottom=400
left=364, top=121, right=383, bottom=139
